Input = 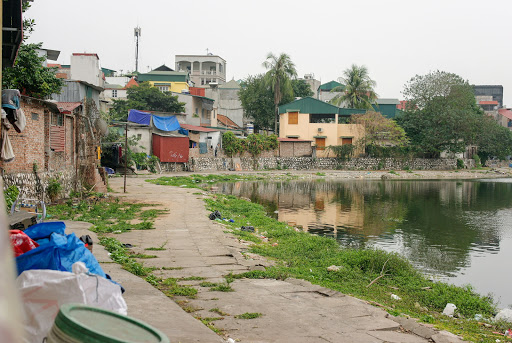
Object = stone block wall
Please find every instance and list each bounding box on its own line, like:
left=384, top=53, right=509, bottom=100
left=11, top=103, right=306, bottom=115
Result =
left=2, top=167, right=76, bottom=203
left=188, top=157, right=475, bottom=172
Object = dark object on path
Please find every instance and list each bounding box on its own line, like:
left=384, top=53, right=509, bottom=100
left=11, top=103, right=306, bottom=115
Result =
left=209, top=210, right=222, bottom=220
left=122, top=243, right=134, bottom=248
left=80, top=235, right=93, bottom=252
left=241, top=226, right=255, bottom=232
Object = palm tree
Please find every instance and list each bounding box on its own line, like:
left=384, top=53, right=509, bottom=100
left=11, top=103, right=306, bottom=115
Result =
left=263, top=52, right=297, bottom=134
left=330, top=64, right=378, bottom=110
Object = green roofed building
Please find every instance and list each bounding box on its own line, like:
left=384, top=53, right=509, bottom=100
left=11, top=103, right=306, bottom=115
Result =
left=137, top=65, right=190, bottom=93
left=318, top=80, right=345, bottom=103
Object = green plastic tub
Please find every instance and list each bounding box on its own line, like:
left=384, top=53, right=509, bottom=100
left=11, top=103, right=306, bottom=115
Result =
left=46, top=304, right=169, bottom=343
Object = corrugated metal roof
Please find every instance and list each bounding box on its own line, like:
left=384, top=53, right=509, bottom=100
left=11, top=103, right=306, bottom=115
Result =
left=318, top=81, right=344, bottom=92
left=217, top=114, right=240, bottom=128
left=376, top=98, right=400, bottom=105
left=57, top=102, right=82, bottom=113
left=181, top=124, right=218, bottom=132
left=279, top=97, right=356, bottom=115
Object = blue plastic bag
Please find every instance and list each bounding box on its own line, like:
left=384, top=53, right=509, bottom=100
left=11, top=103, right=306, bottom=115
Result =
left=23, top=221, right=66, bottom=240
left=16, top=232, right=106, bottom=279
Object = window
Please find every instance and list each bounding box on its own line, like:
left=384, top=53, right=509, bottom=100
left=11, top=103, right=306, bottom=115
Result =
left=31, top=112, right=39, bottom=121
left=157, top=86, right=169, bottom=92
left=112, top=89, right=117, bottom=98
left=315, top=137, right=326, bottom=150
left=288, top=112, right=298, bottom=124
left=341, top=137, right=353, bottom=145
left=51, top=113, right=64, bottom=126
left=310, top=114, right=335, bottom=123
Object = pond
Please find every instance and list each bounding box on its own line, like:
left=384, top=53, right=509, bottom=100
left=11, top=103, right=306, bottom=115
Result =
left=217, top=178, right=512, bottom=308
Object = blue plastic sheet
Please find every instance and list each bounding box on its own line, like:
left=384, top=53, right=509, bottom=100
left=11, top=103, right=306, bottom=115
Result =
left=127, top=109, right=151, bottom=125
left=23, top=221, right=66, bottom=240
left=16, top=232, right=107, bottom=278
left=152, top=115, right=181, bottom=131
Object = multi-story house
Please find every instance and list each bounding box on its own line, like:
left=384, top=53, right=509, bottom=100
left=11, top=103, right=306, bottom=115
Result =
left=175, top=54, right=227, bottom=86
left=137, top=65, right=190, bottom=93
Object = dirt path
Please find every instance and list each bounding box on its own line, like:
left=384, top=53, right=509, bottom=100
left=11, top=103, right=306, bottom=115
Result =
left=103, top=173, right=468, bottom=343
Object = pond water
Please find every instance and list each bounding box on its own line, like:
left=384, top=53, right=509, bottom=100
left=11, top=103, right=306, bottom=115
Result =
left=217, top=178, right=512, bottom=308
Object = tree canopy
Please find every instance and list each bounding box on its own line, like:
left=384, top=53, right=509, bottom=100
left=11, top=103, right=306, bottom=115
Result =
left=291, top=79, right=313, bottom=98
left=239, top=74, right=294, bottom=131
left=2, top=43, right=63, bottom=99
left=397, top=70, right=512, bottom=158
left=330, top=64, right=377, bottom=109
left=263, top=52, right=297, bottom=133
left=350, top=111, right=408, bottom=148
left=109, top=82, right=185, bottom=121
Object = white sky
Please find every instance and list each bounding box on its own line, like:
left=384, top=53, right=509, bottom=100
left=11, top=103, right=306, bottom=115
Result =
left=27, top=0, right=512, bottom=105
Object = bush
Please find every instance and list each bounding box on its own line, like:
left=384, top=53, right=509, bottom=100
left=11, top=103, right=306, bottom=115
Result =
left=222, top=132, right=277, bottom=157
left=456, top=158, right=464, bottom=169
left=4, top=185, right=19, bottom=212
left=473, top=155, right=481, bottom=168
left=46, top=178, right=62, bottom=202
left=327, top=144, right=354, bottom=161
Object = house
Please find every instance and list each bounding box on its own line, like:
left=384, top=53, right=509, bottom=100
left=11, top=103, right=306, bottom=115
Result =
left=278, top=97, right=365, bottom=157
left=181, top=124, right=221, bottom=157
left=317, top=81, right=344, bottom=103
left=278, top=138, right=313, bottom=157
left=474, top=85, right=504, bottom=108
left=172, top=91, right=215, bottom=126
left=299, top=74, right=321, bottom=99
left=101, top=77, right=138, bottom=112
left=175, top=54, right=227, bottom=86
left=137, top=65, right=190, bottom=93
left=497, top=109, right=512, bottom=130
left=0, top=96, right=81, bottom=199
left=205, top=79, right=245, bottom=128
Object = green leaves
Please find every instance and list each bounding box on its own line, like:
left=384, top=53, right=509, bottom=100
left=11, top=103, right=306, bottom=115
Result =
left=331, top=64, right=378, bottom=109
left=2, top=43, right=64, bottom=99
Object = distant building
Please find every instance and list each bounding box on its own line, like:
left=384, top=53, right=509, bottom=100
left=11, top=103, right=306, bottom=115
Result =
left=137, top=65, right=190, bottom=93
left=372, top=99, right=401, bottom=119
left=175, top=54, right=227, bottom=86
left=317, top=81, right=344, bottom=103
left=474, top=85, right=504, bottom=108
left=298, top=74, right=321, bottom=99
left=205, top=79, right=244, bottom=128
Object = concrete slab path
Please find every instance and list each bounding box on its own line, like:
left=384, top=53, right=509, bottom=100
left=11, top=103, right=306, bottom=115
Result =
left=65, top=174, right=465, bottom=343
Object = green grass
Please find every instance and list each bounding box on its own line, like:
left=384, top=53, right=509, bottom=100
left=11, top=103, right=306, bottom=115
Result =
left=209, top=308, right=229, bottom=316
left=180, top=276, right=206, bottom=281
left=315, top=172, right=326, bottom=176
left=139, top=208, right=168, bottom=220
left=99, top=237, right=153, bottom=277
left=209, top=284, right=234, bottom=292
left=129, top=253, right=157, bottom=259
left=161, top=266, right=183, bottom=270
left=158, top=277, right=198, bottom=297
left=234, top=312, right=262, bottom=319
left=199, top=281, right=219, bottom=287
left=145, top=240, right=168, bottom=251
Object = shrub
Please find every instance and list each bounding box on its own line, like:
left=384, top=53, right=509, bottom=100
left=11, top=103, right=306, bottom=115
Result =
left=456, top=158, right=464, bottom=169
left=46, top=178, right=62, bottom=202
left=4, top=185, right=19, bottom=212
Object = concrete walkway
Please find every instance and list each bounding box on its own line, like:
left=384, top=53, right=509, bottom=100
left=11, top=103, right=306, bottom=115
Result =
left=66, top=174, right=465, bottom=343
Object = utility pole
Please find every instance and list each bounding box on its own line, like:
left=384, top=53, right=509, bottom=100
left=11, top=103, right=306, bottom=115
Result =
left=134, top=27, right=141, bottom=73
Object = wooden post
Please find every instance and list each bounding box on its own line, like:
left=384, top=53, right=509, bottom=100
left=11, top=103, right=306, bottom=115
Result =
left=124, top=122, right=128, bottom=193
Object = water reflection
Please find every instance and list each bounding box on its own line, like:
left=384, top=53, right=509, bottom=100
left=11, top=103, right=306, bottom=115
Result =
left=218, top=179, right=512, bottom=307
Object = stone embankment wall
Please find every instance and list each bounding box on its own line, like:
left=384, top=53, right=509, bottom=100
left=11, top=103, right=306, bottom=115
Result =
left=188, top=157, right=475, bottom=172
left=2, top=168, right=76, bottom=202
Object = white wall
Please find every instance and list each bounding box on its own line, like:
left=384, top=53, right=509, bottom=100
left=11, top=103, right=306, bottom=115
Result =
left=127, top=127, right=152, bottom=154
left=70, top=54, right=104, bottom=88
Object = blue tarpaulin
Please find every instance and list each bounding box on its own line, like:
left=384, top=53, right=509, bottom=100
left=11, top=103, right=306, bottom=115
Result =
left=128, top=109, right=151, bottom=125
left=152, top=115, right=181, bottom=132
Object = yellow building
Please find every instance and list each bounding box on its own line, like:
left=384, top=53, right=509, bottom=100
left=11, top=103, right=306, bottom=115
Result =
left=279, top=97, right=366, bottom=157
left=137, top=65, right=190, bottom=94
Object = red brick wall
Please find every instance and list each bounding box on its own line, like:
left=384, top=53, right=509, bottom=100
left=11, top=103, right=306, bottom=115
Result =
left=1, top=100, right=46, bottom=173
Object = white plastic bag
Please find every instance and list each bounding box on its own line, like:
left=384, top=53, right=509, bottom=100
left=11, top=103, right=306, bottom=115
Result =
left=16, top=262, right=127, bottom=343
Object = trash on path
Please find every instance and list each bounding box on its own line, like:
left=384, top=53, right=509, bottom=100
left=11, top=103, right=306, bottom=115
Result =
left=495, top=308, right=512, bottom=323
left=9, top=230, right=39, bottom=257
left=209, top=210, right=222, bottom=220
left=229, top=219, right=235, bottom=223
left=17, top=262, right=127, bottom=343
left=327, top=265, right=342, bottom=272
left=79, top=234, right=93, bottom=252
left=391, top=294, right=401, bottom=300
left=227, top=338, right=236, bottom=343
left=504, top=329, right=512, bottom=337
left=241, top=226, right=255, bottom=232
left=443, top=303, right=457, bottom=317
left=272, top=242, right=278, bottom=247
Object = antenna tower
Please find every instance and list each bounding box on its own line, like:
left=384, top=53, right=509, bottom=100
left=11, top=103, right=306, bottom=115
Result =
left=134, top=27, right=142, bottom=72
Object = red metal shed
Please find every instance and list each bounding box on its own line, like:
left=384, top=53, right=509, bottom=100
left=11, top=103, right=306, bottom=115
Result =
left=152, top=134, right=189, bottom=162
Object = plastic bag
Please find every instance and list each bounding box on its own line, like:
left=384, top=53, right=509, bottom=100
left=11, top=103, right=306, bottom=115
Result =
left=16, top=232, right=106, bottom=278
left=16, top=262, right=127, bottom=343
left=9, top=230, right=39, bottom=257
left=23, top=221, right=65, bottom=241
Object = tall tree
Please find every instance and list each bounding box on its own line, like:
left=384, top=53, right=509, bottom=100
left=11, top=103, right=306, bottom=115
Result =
left=350, top=111, right=408, bottom=147
left=2, top=43, right=63, bottom=99
left=291, top=79, right=313, bottom=98
left=109, top=82, right=185, bottom=121
left=397, top=71, right=491, bottom=157
left=330, top=64, right=377, bottom=109
left=239, top=74, right=293, bottom=131
left=263, top=53, right=297, bottom=134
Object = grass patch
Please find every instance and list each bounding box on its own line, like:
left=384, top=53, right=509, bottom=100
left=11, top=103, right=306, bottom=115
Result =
left=209, top=308, right=229, bottom=316
left=315, top=172, right=326, bottom=176
left=139, top=208, right=168, bottom=220
left=129, top=253, right=158, bottom=259
left=195, top=316, right=225, bottom=334
left=99, top=237, right=153, bottom=277
left=235, top=312, right=262, bottom=319
left=162, top=266, right=183, bottom=270
left=145, top=240, right=168, bottom=251
left=199, top=282, right=219, bottom=287
left=210, top=283, right=234, bottom=292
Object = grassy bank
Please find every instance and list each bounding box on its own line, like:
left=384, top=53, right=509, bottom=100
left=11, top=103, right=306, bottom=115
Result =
left=147, top=175, right=510, bottom=343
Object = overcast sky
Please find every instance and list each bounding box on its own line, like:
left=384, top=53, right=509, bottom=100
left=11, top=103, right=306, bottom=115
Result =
left=27, top=0, right=512, bottom=105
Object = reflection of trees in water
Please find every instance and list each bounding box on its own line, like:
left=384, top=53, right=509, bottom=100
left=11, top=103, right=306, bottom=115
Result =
left=217, top=179, right=512, bottom=275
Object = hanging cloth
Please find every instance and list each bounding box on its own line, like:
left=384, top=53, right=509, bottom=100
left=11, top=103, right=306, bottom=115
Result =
left=152, top=115, right=181, bottom=132
left=1, top=121, right=15, bottom=162
left=127, top=109, right=151, bottom=125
